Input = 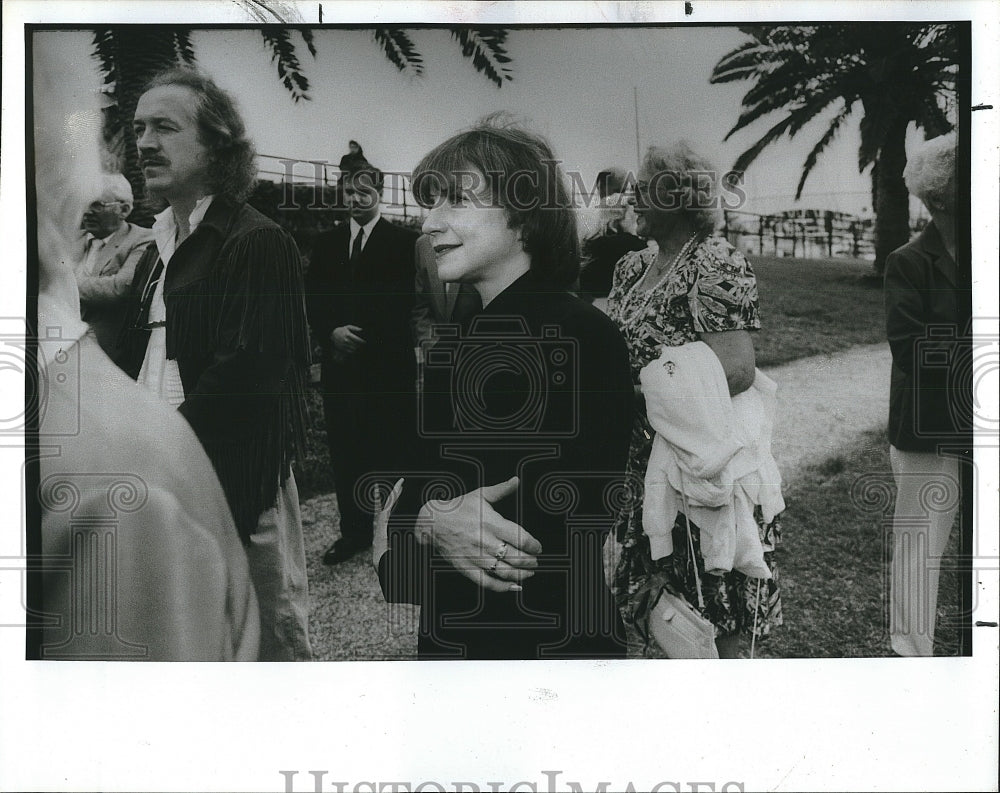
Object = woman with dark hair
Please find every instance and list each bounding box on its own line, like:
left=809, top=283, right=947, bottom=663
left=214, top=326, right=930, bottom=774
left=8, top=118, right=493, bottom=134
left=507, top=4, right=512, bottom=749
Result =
left=606, top=141, right=783, bottom=658
left=374, top=120, right=634, bottom=660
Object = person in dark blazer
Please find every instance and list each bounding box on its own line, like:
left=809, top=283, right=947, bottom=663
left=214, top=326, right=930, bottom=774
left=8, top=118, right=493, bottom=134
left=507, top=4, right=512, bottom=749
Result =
left=118, top=67, right=312, bottom=661
left=577, top=168, right=647, bottom=304
left=883, top=131, right=969, bottom=656
left=374, top=121, right=634, bottom=660
left=305, top=166, right=420, bottom=565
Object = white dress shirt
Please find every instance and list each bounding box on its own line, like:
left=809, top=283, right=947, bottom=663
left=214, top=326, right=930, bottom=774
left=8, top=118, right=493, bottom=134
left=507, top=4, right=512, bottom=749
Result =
left=349, top=210, right=381, bottom=254
left=137, top=196, right=214, bottom=408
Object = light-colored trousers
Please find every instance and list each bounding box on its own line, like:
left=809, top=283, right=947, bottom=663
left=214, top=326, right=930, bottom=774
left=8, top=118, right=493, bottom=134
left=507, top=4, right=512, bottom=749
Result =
left=888, top=446, right=961, bottom=657
left=246, top=474, right=313, bottom=661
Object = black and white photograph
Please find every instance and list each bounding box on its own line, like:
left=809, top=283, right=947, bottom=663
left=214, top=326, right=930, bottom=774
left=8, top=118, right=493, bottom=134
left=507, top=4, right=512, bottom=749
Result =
left=1, top=1, right=997, bottom=790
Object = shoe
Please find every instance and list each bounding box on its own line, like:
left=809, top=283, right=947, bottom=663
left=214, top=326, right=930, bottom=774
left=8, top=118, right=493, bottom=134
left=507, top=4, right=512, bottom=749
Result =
left=321, top=538, right=371, bottom=566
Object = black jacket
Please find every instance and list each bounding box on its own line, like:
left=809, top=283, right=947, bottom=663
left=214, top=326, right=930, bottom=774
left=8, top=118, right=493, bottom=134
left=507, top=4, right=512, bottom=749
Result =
left=119, top=198, right=310, bottom=540
left=305, top=217, right=419, bottom=396
left=579, top=231, right=647, bottom=298
left=378, top=270, right=634, bottom=659
left=884, top=222, right=971, bottom=452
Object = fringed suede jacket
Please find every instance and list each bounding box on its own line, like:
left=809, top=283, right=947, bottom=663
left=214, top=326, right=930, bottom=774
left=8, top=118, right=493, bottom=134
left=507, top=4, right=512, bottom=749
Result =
left=119, top=198, right=310, bottom=541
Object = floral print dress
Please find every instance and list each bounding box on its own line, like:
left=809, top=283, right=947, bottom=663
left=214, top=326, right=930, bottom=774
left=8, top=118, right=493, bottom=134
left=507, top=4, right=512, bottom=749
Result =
left=606, top=235, right=782, bottom=641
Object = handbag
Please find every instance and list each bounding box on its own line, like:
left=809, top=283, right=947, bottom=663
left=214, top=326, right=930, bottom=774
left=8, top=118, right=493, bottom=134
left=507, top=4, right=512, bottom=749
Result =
left=648, top=590, right=719, bottom=659
left=647, top=473, right=720, bottom=659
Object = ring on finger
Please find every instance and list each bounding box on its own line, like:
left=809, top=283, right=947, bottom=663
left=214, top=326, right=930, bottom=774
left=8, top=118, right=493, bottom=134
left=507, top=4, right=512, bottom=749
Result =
left=488, top=559, right=500, bottom=575
left=494, top=540, right=509, bottom=561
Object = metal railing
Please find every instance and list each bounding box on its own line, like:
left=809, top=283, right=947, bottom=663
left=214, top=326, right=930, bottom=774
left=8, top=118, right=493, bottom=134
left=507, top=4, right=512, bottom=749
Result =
left=721, top=208, right=878, bottom=260
left=258, top=153, right=927, bottom=260
left=256, top=153, right=424, bottom=224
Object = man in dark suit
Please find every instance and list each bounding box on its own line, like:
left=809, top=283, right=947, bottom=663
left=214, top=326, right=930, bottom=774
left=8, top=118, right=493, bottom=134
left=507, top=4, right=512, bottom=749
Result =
left=306, top=166, right=419, bottom=565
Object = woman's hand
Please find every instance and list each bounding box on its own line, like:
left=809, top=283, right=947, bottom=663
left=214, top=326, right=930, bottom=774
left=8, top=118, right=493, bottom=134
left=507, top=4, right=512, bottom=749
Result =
left=416, top=476, right=543, bottom=593
left=699, top=329, right=756, bottom=396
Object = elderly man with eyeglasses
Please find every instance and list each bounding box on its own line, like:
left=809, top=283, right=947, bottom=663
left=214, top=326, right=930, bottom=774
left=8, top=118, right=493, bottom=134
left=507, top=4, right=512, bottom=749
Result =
left=75, top=173, right=154, bottom=360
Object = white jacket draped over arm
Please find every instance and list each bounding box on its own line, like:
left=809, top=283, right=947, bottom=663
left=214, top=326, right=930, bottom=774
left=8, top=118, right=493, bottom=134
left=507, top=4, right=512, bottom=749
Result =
left=639, top=341, right=784, bottom=579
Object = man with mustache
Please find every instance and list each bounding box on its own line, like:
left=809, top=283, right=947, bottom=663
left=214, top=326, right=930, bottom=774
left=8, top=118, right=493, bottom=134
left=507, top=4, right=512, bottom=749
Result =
left=119, top=67, right=313, bottom=660
left=75, top=173, right=154, bottom=361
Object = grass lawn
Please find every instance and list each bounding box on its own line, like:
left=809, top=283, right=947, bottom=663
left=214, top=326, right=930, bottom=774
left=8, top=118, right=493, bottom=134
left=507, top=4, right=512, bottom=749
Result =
left=754, top=428, right=963, bottom=658
left=750, top=255, right=886, bottom=368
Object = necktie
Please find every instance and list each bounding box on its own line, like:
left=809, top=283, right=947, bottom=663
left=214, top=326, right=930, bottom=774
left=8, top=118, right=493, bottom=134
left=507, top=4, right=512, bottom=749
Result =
left=451, top=283, right=483, bottom=330
left=83, top=236, right=105, bottom=276
left=136, top=257, right=166, bottom=330
left=350, top=228, right=364, bottom=276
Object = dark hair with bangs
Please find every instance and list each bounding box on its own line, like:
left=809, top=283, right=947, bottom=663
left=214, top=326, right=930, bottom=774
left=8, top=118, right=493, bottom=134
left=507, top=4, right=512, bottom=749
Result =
left=411, top=117, right=579, bottom=289
left=142, top=67, right=258, bottom=203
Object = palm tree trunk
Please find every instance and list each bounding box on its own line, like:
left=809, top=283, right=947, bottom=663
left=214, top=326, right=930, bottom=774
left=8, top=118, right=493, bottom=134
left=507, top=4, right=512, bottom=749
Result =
left=873, top=119, right=911, bottom=276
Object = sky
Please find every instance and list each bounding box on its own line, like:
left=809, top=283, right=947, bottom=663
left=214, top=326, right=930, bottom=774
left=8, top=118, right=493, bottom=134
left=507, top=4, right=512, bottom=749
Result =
left=35, top=25, right=926, bottom=219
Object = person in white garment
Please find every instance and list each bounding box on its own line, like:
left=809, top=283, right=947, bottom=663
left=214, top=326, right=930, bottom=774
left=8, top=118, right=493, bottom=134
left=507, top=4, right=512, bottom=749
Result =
left=119, top=67, right=313, bottom=661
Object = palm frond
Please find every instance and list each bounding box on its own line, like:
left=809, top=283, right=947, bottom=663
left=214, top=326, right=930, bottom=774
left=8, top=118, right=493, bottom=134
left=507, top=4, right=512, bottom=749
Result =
left=174, top=30, right=196, bottom=65
left=710, top=41, right=771, bottom=83
left=726, top=76, right=847, bottom=141
left=796, top=102, right=853, bottom=198
left=239, top=0, right=301, bottom=24
left=300, top=28, right=317, bottom=58
left=857, top=95, right=899, bottom=170
left=451, top=28, right=513, bottom=88
left=372, top=29, right=424, bottom=76
left=915, top=95, right=954, bottom=138
left=731, top=113, right=801, bottom=174
left=786, top=91, right=850, bottom=137
left=260, top=28, right=311, bottom=102
left=92, top=29, right=119, bottom=86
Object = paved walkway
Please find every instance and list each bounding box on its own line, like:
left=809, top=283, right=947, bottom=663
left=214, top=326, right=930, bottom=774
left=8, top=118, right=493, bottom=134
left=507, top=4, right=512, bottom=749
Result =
left=763, top=342, right=891, bottom=482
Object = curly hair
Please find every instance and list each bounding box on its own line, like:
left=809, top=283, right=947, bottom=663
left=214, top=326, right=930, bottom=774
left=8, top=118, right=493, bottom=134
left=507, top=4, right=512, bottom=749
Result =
left=411, top=115, right=579, bottom=289
left=903, top=131, right=956, bottom=214
left=640, top=141, right=721, bottom=236
left=142, top=67, right=258, bottom=203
